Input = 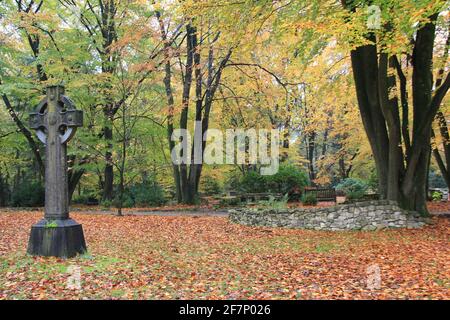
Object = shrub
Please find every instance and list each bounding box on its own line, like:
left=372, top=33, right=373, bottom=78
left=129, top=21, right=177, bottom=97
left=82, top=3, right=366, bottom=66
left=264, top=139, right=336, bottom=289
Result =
left=11, top=181, right=45, bottom=207
left=429, top=170, right=447, bottom=189
left=129, top=180, right=166, bottom=207
left=72, top=194, right=89, bottom=205
left=162, top=185, right=177, bottom=201
left=432, top=191, right=443, bottom=202
left=100, top=199, right=112, bottom=209
left=346, top=190, right=365, bottom=201
left=224, top=170, right=241, bottom=192
left=301, top=193, right=317, bottom=206
left=258, top=194, right=289, bottom=210
left=113, top=193, right=135, bottom=208
left=200, top=175, right=223, bottom=196
left=238, top=164, right=308, bottom=197
left=335, top=178, right=368, bottom=195
left=219, top=196, right=241, bottom=207
left=266, top=164, right=309, bottom=195
left=239, top=171, right=267, bottom=193
left=367, top=171, right=379, bottom=191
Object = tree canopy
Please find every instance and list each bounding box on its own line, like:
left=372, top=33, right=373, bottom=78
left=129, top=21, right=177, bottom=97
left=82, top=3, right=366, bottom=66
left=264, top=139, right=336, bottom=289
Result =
left=0, top=0, right=448, bottom=214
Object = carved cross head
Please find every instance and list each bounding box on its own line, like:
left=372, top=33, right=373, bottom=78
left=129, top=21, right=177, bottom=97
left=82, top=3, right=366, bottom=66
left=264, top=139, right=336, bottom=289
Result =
left=29, top=85, right=83, bottom=145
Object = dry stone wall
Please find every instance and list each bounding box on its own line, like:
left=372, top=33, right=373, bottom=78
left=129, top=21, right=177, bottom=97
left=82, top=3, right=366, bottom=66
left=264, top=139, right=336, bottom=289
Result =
left=229, top=200, right=429, bottom=231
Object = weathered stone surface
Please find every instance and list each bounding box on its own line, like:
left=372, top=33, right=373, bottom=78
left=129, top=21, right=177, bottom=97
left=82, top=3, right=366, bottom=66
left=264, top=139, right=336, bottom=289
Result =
left=229, top=200, right=428, bottom=231
left=27, top=219, right=87, bottom=258
left=27, top=86, right=87, bottom=258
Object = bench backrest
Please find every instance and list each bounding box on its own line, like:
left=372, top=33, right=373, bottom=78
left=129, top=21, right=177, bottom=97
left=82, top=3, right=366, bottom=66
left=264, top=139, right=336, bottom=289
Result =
left=304, top=188, right=336, bottom=201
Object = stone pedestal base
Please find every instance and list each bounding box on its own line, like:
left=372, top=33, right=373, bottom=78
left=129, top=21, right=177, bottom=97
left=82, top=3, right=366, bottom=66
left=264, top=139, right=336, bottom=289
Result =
left=27, top=218, right=87, bottom=258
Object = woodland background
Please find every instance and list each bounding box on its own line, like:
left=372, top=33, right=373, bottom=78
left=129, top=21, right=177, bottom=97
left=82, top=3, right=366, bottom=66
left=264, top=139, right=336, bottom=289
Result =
left=0, top=0, right=449, bottom=214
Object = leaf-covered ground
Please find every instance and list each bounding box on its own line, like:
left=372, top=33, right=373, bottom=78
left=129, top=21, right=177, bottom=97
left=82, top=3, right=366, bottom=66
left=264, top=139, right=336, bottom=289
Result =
left=0, top=211, right=449, bottom=300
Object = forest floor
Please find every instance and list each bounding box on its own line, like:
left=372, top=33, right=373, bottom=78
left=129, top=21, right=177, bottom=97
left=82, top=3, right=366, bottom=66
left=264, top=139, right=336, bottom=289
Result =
left=0, top=205, right=449, bottom=299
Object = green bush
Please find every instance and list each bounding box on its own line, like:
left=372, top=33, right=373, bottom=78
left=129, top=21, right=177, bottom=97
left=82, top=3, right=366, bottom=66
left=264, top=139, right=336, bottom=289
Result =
left=429, top=170, right=447, bottom=189
left=200, top=175, right=223, bottom=196
left=129, top=180, right=166, bottom=207
left=239, top=170, right=267, bottom=193
left=113, top=193, right=135, bottom=208
left=11, top=181, right=45, bottom=207
left=335, top=178, right=368, bottom=195
left=266, top=164, right=309, bottom=195
left=72, top=194, right=89, bottom=205
left=224, top=170, right=241, bottom=192
left=238, top=164, right=308, bottom=198
left=432, top=191, right=443, bottom=202
left=367, top=171, right=379, bottom=191
left=219, top=196, right=241, bottom=207
left=301, top=193, right=317, bottom=206
left=346, top=190, right=365, bottom=201
left=258, top=194, right=289, bottom=210
left=100, top=199, right=112, bottom=209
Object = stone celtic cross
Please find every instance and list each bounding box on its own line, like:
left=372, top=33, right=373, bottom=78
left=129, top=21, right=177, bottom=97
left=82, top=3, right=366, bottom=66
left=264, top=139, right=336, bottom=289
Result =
left=27, top=85, right=87, bottom=258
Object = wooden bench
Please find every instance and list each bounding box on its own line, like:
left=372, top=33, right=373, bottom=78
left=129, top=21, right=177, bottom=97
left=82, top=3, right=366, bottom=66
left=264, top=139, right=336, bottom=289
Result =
left=303, top=188, right=337, bottom=203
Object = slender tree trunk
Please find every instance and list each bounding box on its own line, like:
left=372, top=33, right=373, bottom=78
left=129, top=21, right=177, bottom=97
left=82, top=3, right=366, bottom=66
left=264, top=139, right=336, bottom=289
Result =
left=157, top=12, right=182, bottom=202
left=339, top=156, right=347, bottom=180
left=0, top=172, right=7, bottom=207
left=306, top=131, right=316, bottom=184
left=103, top=113, right=114, bottom=201
left=117, top=114, right=127, bottom=217
left=68, top=169, right=85, bottom=203
left=431, top=132, right=450, bottom=187
left=178, top=24, right=196, bottom=204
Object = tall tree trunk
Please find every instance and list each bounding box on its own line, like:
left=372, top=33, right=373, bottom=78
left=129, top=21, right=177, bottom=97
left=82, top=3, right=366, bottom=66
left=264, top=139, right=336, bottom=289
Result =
left=430, top=25, right=450, bottom=189
left=157, top=12, right=182, bottom=203
left=349, top=42, right=390, bottom=200
left=68, top=169, right=84, bottom=203
left=431, top=129, right=450, bottom=187
left=0, top=172, right=7, bottom=207
left=343, top=2, right=450, bottom=214
left=400, top=15, right=438, bottom=213
left=103, top=113, right=114, bottom=201
left=306, top=131, right=316, bottom=184
left=178, top=24, right=196, bottom=204
left=339, top=156, right=347, bottom=180
left=189, top=47, right=232, bottom=203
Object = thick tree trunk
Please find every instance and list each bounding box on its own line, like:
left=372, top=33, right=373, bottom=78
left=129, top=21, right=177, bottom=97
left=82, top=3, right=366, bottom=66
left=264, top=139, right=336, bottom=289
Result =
left=401, top=148, right=430, bottom=213
left=430, top=22, right=450, bottom=188
left=345, top=8, right=449, bottom=215
left=350, top=43, right=390, bottom=199
left=400, top=15, right=438, bottom=214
